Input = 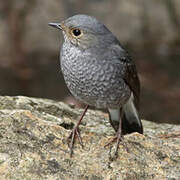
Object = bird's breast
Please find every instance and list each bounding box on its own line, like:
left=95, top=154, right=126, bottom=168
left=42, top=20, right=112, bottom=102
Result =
left=60, top=43, right=131, bottom=108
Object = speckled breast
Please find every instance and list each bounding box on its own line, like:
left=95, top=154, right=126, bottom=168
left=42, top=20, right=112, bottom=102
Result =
left=60, top=43, right=131, bottom=109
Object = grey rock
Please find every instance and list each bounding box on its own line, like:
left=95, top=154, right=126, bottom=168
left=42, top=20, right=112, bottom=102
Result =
left=0, top=96, right=179, bottom=180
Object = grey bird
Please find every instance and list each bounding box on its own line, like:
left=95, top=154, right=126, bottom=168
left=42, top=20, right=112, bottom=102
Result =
left=49, top=14, right=143, bottom=156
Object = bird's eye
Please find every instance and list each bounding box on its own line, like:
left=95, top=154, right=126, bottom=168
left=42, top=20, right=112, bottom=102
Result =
left=72, top=28, right=82, bottom=37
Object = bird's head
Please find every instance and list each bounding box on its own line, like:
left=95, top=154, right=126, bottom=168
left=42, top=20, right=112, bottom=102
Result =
left=49, top=14, right=114, bottom=50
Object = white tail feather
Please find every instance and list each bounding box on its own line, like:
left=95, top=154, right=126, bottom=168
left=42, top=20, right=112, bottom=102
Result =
left=108, top=108, right=120, bottom=122
left=123, top=93, right=141, bottom=126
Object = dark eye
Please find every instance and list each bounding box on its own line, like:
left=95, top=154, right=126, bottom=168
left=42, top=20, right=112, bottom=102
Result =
left=72, top=29, right=81, bottom=37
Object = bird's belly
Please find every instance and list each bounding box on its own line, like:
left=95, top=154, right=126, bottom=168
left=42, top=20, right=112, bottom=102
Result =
left=61, top=60, right=131, bottom=109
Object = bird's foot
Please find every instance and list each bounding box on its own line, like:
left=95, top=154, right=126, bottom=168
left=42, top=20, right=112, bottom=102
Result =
left=104, top=136, right=119, bottom=147
left=105, top=133, right=128, bottom=156
left=66, top=105, right=89, bottom=157
left=67, top=126, right=83, bottom=157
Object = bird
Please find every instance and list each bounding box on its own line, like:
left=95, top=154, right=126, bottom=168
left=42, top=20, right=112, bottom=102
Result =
left=48, top=14, right=143, bottom=156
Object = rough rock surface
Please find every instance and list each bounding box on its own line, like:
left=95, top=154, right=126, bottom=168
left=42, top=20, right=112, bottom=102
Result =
left=0, top=96, right=179, bottom=180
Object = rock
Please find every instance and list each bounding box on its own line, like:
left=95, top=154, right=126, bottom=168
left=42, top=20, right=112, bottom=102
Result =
left=0, top=96, right=179, bottom=180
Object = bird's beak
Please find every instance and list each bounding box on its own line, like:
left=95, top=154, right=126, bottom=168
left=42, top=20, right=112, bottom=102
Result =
left=48, top=23, right=62, bottom=30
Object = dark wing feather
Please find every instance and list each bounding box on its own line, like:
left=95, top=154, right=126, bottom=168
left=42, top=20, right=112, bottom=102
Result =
left=122, top=54, right=140, bottom=111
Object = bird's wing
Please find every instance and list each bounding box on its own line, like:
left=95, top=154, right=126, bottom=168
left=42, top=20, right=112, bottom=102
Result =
left=108, top=43, right=140, bottom=110
left=104, top=42, right=143, bottom=134
left=106, top=43, right=143, bottom=134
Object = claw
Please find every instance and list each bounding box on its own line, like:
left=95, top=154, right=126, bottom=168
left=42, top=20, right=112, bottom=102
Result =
left=104, top=136, right=118, bottom=148
left=67, top=126, right=84, bottom=156
left=105, top=134, right=128, bottom=156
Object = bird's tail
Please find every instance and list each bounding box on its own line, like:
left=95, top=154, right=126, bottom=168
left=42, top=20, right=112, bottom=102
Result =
left=121, top=93, right=143, bottom=134
left=108, top=93, right=143, bottom=135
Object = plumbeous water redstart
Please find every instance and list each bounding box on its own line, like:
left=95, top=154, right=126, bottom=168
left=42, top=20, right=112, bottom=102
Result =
left=49, top=14, right=143, bottom=156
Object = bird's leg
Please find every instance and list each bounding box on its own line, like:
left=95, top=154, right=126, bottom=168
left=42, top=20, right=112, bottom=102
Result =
left=105, top=115, right=128, bottom=156
left=67, top=105, right=89, bottom=156
left=114, top=116, right=123, bottom=155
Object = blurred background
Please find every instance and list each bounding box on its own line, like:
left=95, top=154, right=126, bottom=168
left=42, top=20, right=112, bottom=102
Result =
left=0, top=0, right=179, bottom=124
